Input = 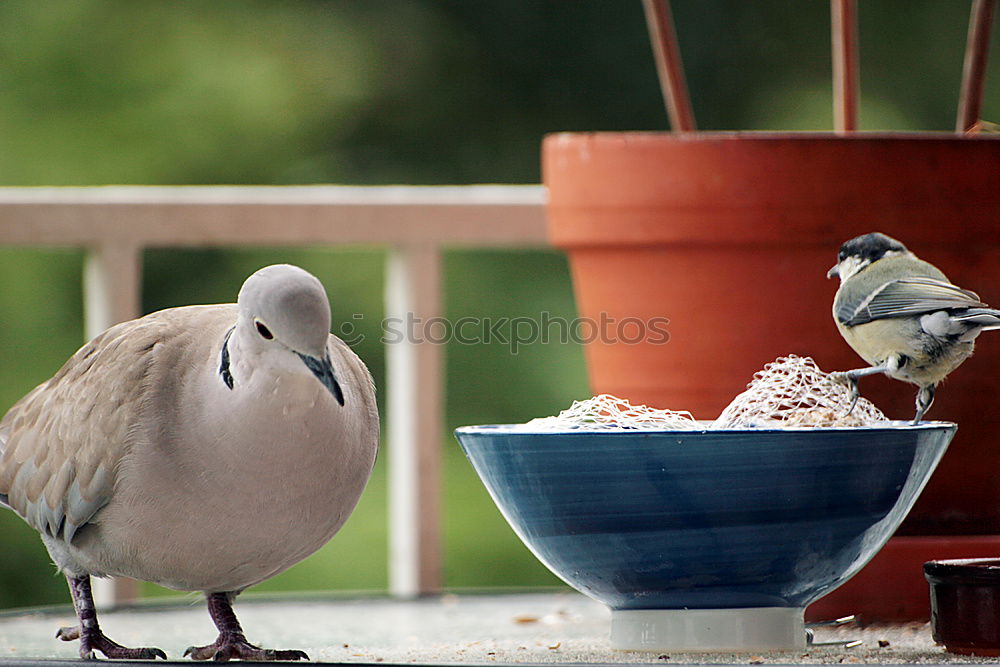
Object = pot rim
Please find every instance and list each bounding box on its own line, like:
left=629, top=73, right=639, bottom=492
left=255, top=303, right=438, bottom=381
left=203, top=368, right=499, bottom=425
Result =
left=543, top=131, right=1000, bottom=249
left=925, top=558, right=1000, bottom=584
left=544, top=130, right=1000, bottom=143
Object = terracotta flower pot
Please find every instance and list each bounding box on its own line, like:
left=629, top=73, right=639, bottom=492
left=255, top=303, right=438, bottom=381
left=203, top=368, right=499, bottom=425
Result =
left=925, top=558, right=1000, bottom=655
left=543, top=132, right=1000, bottom=620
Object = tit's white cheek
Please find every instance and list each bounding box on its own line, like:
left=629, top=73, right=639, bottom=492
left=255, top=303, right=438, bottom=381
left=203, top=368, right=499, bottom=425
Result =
left=836, top=257, right=870, bottom=283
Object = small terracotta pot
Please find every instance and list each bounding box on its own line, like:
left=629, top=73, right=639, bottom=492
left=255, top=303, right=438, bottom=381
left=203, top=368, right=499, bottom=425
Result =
left=925, top=558, right=1000, bottom=656
left=544, top=132, right=1000, bottom=619
left=807, top=536, right=1000, bottom=622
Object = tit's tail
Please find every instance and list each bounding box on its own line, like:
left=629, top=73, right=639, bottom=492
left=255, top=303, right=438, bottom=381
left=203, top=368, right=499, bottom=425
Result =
left=955, top=308, right=1000, bottom=331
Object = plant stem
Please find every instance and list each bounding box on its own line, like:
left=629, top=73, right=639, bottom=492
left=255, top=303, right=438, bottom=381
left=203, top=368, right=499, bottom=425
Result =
left=641, top=0, right=696, bottom=132
left=957, top=0, right=997, bottom=133
left=831, top=0, right=859, bottom=133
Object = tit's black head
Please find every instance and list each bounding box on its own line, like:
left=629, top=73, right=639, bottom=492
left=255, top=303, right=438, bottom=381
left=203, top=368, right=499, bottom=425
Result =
left=836, top=232, right=908, bottom=264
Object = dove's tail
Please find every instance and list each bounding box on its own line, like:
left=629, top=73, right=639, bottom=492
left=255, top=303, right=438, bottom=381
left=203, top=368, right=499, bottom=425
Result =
left=0, top=424, right=8, bottom=508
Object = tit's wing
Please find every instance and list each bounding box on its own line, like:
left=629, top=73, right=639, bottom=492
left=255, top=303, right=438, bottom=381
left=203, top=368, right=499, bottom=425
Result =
left=839, top=277, right=986, bottom=327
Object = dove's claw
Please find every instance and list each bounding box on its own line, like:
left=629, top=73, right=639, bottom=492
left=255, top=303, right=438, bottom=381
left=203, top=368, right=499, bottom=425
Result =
left=60, top=576, right=167, bottom=660
left=186, top=591, right=309, bottom=662
left=57, top=622, right=166, bottom=660
left=185, top=640, right=309, bottom=662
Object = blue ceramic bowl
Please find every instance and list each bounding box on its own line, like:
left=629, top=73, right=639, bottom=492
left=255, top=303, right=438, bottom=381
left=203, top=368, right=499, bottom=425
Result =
left=456, top=423, right=955, bottom=612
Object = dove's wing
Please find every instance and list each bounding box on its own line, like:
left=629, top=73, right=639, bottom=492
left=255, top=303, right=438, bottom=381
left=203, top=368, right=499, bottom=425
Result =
left=0, top=305, right=235, bottom=544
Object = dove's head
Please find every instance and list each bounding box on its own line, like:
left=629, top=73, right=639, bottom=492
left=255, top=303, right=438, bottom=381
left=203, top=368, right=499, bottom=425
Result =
left=238, top=264, right=331, bottom=358
left=236, top=264, right=343, bottom=405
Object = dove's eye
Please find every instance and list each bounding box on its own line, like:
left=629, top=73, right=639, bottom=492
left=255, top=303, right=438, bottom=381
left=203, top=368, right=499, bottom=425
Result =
left=255, top=320, right=274, bottom=340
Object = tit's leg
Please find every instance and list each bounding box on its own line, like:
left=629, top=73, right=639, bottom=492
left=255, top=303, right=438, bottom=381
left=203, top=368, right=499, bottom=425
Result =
left=832, top=363, right=891, bottom=415
left=56, top=575, right=166, bottom=660
left=913, top=384, right=936, bottom=424
left=184, top=591, right=309, bottom=662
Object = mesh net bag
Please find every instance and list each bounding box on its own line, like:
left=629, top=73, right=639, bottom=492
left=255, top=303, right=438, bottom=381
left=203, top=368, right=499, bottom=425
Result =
left=524, top=355, right=887, bottom=430
left=710, top=355, right=887, bottom=428
left=525, top=394, right=700, bottom=430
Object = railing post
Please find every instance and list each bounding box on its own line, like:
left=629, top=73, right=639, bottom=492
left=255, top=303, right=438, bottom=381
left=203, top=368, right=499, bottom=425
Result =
left=83, top=242, right=143, bottom=608
left=385, top=244, right=444, bottom=597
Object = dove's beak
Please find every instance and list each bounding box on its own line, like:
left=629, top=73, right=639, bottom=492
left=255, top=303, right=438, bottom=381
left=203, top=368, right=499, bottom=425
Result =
left=827, top=264, right=840, bottom=279
left=297, top=353, right=345, bottom=406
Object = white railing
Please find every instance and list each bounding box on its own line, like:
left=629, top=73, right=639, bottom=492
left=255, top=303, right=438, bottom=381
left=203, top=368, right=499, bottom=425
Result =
left=0, top=185, right=548, bottom=605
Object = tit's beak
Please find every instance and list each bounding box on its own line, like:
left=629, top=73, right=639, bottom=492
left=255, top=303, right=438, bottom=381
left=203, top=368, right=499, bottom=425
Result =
left=826, top=264, right=840, bottom=279
left=297, top=353, right=345, bottom=406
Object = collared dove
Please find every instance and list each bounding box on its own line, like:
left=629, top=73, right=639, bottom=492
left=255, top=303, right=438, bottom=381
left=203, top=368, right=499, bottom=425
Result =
left=0, top=264, right=379, bottom=661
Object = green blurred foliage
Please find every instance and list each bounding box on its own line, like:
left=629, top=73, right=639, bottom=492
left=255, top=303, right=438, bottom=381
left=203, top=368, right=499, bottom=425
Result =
left=1, top=0, right=998, bottom=609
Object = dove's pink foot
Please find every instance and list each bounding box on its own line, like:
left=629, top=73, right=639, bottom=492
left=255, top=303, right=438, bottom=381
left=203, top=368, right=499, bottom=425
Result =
left=60, top=575, right=166, bottom=660
left=184, top=592, right=308, bottom=662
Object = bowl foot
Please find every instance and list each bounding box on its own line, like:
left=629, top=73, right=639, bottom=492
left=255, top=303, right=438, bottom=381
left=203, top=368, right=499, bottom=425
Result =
left=611, top=607, right=806, bottom=652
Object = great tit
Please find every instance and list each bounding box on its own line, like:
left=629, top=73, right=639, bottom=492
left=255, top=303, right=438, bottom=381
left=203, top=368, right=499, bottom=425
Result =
left=828, top=232, right=1000, bottom=423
